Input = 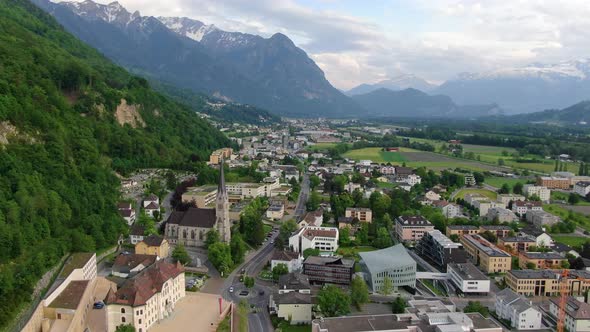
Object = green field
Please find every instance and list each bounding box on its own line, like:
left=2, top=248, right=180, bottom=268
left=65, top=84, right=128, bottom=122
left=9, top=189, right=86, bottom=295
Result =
left=455, top=188, right=498, bottom=200
left=552, top=235, right=589, bottom=247
left=343, top=147, right=407, bottom=163
left=308, top=142, right=340, bottom=151
left=484, top=177, right=529, bottom=190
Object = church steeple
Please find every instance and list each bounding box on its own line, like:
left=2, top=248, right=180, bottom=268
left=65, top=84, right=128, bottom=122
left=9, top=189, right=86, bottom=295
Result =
left=216, top=158, right=231, bottom=243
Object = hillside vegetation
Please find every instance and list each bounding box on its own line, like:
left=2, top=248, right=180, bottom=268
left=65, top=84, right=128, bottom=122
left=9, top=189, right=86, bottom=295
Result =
left=0, top=0, right=228, bottom=327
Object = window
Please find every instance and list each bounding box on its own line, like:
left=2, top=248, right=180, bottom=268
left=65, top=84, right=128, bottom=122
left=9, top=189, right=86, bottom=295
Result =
left=121, top=308, right=126, bottom=314
left=122, top=317, right=126, bottom=323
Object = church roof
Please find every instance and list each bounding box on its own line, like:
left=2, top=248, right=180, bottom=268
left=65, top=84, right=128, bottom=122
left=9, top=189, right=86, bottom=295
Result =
left=167, top=208, right=216, bottom=228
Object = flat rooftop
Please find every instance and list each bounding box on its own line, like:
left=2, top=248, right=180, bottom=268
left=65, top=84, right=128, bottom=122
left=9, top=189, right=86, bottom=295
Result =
left=312, top=314, right=433, bottom=332
left=48, top=280, right=89, bottom=309
left=462, top=235, right=510, bottom=258
left=447, top=263, right=489, bottom=281
left=359, top=244, right=416, bottom=271
left=59, top=253, right=94, bottom=278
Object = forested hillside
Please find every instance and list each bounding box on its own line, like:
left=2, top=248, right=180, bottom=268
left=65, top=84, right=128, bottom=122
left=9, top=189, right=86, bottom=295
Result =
left=0, top=0, right=229, bottom=327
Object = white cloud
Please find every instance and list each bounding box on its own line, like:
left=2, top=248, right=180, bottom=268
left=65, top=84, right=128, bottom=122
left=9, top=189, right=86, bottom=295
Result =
left=68, top=0, right=590, bottom=90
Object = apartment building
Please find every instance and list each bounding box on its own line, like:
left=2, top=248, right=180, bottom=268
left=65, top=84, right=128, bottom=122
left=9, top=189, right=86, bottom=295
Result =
left=486, top=207, right=518, bottom=223
left=461, top=234, right=511, bottom=273
left=522, top=185, right=550, bottom=202
left=512, top=201, right=543, bottom=216
left=518, top=251, right=567, bottom=269
left=496, top=194, right=525, bottom=206
left=395, top=215, right=435, bottom=243
left=269, top=273, right=312, bottom=324
left=446, top=225, right=479, bottom=237
left=495, top=288, right=542, bottom=330
left=506, top=270, right=590, bottom=296
left=526, top=210, right=561, bottom=228
left=289, top=226, right=339, bottom=254
left=474, top=200, right=505, bottom=217
left=574, top=181, right=590, bottom=197
left=416, top=230, right=467, bottom=269
left=537, top=176, right=570, bottom=189
left=498, top=236, right=537, bottom=253
left=303, top=256, right=354, bottom=285
left=181, top=185, right=217, bottom=208
left=479, top=225, right=512, bottom=238
left=447, top=262, right=490, bottom=294
left=345, top=207, right=373, bottom=223
left=549, top=297, right=590, bottom=332
left=209, top=147, right=233, bottom=164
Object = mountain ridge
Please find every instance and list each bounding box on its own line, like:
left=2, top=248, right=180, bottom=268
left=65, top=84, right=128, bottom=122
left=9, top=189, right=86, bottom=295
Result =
left=346, top=74, right=438, bottom=95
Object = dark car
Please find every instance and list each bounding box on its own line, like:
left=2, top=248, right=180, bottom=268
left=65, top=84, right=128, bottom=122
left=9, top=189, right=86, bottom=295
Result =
left=259, top=290, right=265, bottom=296
left=93, top=301, right=104, bottom=309
left=239, top=290, right=249, bottom=296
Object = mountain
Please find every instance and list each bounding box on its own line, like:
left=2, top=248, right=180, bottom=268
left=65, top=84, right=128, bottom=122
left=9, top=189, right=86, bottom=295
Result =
left=33, top=1, right=362, bottom=118
left=0, top=0, right=230, bottom=327
left=435, top=59, right=590, bottom=113
left=505, top=100, right=590, bottom=125
left=346, top=74, right=437, bottom=95
left=352, top=88, right=502, bottom=118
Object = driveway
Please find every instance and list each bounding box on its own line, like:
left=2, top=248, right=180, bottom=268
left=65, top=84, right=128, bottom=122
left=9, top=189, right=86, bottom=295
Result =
left=151, top=292, right=229, bottom=332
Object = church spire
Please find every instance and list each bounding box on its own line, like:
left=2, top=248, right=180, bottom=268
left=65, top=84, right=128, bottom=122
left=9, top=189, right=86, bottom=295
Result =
left=216, top=157, right=230, bottom=243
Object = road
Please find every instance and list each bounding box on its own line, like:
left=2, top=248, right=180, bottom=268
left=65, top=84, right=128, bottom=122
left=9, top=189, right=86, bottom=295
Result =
left=293, top=173, right=310, bottom=221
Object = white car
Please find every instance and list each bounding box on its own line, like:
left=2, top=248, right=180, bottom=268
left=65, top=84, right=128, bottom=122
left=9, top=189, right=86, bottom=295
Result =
left=229, top=287, right=234, bottom=293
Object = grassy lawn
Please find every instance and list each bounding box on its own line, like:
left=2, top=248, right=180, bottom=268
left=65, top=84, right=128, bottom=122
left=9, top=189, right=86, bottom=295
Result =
left=552, top=235, right=589, bottom=247
left=484, top=177, right=528, bottom=190
left=308, top=142, right=339, bottom=151
left=343, top=147, right=406, bottom=163
left=544, top=204, right=590, bottom=230
left=237, top=301, right=249, bottom=332
left=376, top=181, right=395, bottom=189
left=551, top=192, right=590, bottom=206
left=337, top=246, right=378, bottom=262
left=422, top=279, right=445, bottom=296
left=216, top=315, right=231, bottom=332
left=456, top=188, right=498, bottom=200
left=263, top=224, right=272, bottom=234
left=277, top=322, right=312, bottom=332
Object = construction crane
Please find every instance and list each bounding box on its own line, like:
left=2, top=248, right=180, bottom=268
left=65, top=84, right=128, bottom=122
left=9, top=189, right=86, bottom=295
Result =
left=557, top=269, right=590, bottom=332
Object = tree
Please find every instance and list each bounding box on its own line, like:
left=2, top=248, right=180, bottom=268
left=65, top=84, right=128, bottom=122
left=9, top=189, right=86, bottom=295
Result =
left=205, top=229, right=220, bottom=247
left=380, top=276, right=393, bottom=295
left=513, top=182, right=524, bottom=195
left=230, top=233, right=247, bottom=264
left=449, top=234, right=460, bottom=243
left=526, top=262, right=536, bottom=269
left=309, top=175, right=321, bottom=189
left=498, top=183, right=510, bottom=194
left=463, top=301, right=489, bottom=317
left=272, top=263, right=289, bottom=281
left=560, top=260, right=570, bottom=269
left=350, top=276, right=369, bottom=310
left=317, top=285, right=351, bottom=317
left=208, top=242, right=233, bottom=275
left=243, top=276, right=255, bottom=288
left=115, top=325, right=136, bottom=332
left=356, top=223, right=369, bottom=246
left=391, top=296, right=407, bottom=314
left=306, top=190, right=321, bottom=211
left=569, top=193, right=581, bottom=205
left=480, top=230, right=497, bottom=243
left=172, top=244, right=192, bottom=265
left=275, top=219, right=298, bottom=250
left=473, top=172, right=484, bottom=185
left=555, top=159, right=559, bottom=172
left=339, top=227, right=352, bottom=247
left=303, top=248, right=320, bottom=259
left=373, top=227, right=393, bottom=249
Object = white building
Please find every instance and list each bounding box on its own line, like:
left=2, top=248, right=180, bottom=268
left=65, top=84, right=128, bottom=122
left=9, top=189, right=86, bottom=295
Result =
left=549, top=297, right=590, bottom=332
left=288, top=226, right=339, bottom=254
left=512, top=201, right=543, bottom=216
left=266, top=202, right=285, bottom=220
left=487, top=207, right=518, bottom=223
left=496, top=194, right=526, bottom=206
left=143, top=194, right=160, bottom=218
left=447, top=263, right=490, bottom=294
left=269, top=273, right=312, bottom=324
left=574, top=181, right=590, bottom=197
left=495, top=288, right=542, bottom=330
left=522, top=185, right=551, bottom=202
left=442, top=203, right=461, bottom=219
left=405, top=174, right=422, bottom=186
left=473, top=200, right=505, bottom=216
left=358, top=244, right=416, bottom=293
left=271, top=250, right=303, bottom=273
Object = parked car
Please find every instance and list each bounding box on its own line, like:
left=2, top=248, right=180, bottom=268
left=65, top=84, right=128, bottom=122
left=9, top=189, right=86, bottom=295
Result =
left=93, top=301, right=104, bottom=309
left=229, top=286, right=234, bottom=293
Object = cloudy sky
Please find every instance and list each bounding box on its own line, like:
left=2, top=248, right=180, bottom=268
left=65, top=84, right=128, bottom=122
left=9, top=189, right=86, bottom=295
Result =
left=82, top=0, right=590, bottom=90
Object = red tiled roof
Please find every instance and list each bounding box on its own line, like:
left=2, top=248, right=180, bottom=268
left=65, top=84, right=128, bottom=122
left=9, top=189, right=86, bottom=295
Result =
left=302, top=228, right=337, bottom=240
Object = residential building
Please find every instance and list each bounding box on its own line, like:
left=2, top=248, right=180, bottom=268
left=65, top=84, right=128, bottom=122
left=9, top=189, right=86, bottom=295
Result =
left=129, top=224, right=145, bottom=245
left=495, top=288, right=542, bottom=330
left=105, top=260, right=185, bottom=332
left=461, top=234, right=511, bottom=273
left=143, top=194, right=160, bottom=218
left=299, top=209, right=324, bottom=228
left=497, top=194, right=526, bottom=206
left=118, top=202, right=136, bottom=225
left=209, top=147, right=232, bottom=164
left=498, top=236, right=537, bottom=253
left=518, top=251, right=567, bottom=269
left=464, top=174, right=476, bottom=186
left=574, top=181, right=590, bottom=197
left=226, top=182, right=267, bottom=199
left=266, top=202, right=285, bottom=220
left=303, top=256, right=354, bottom=285
left=395, top=215, right=435, bottom=244
left=345, top=207, right=372, bottom=223
left=526, top=210, right=561, bottom=228
left=432, top=200, right=462, bottom=218
left=166, top=160, right=231, bottom=245
left=380, top=165, right=396, bottom=175
left=446, top=225, right=479, bottom=237
left=523, top=185, right=551, bottom=202
left=464, top=193, right=488, bottom=206
left=447, top=262, right=491, bottom=294
left=271, top=250, right=303, bottom=273
left=537, top=176, right=570, bottom=189
left=425, top=190, right=441, bottom=201
left=344, top=182, right=361, bottom=193
left=358, top=244, right=416, bottom=292
left=519, top=227, right=554, bottom=247
left=479, top=225, right=512, bottom=238
left=181, top=185, right=217, bottom=208
left=135, top=235, right=170, bottom=258
left=404, top=174, right=422, bottom=186
left=512, top=201, right=543, bottom=216
left=486, top=207, right=518, bottom=223
left=289, top=226, right=339, bottom=254
left=416, top=230, right=468, bottom=269
left=112, top=254, right=158, bottom=278
left=549, top=297, right=590, bottom=332
left=269, top=273, right=312, bottom=324
left=506, top=270, right=590, bottom=296
left=473, top=200, right=504, bottom=216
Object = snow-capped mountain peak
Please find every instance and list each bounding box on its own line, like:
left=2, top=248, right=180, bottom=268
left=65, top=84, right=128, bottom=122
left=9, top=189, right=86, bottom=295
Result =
left=158, top=16, right=217, bottom=42
left=61, top=0, right=137, bottom=26
left=455, top=58, right=590, bottom=81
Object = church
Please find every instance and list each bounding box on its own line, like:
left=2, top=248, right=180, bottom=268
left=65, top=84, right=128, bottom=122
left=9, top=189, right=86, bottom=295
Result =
left=165, top=159, right=231, bottom=246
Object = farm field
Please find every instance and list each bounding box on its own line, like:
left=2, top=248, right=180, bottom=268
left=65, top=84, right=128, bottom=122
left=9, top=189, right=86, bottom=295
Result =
left=308, top=142, right=340, bottom=151
left=552, top=235, right=589, bottom=248
left=484, top=177, right=532, bottom=190
left=455, top=188, right=498, bottom=200
left=343, top=147, right=407, bottom=162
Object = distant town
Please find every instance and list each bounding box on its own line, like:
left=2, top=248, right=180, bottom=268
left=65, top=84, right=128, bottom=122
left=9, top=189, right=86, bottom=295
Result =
left=19, top=118, right=590, bottom=332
